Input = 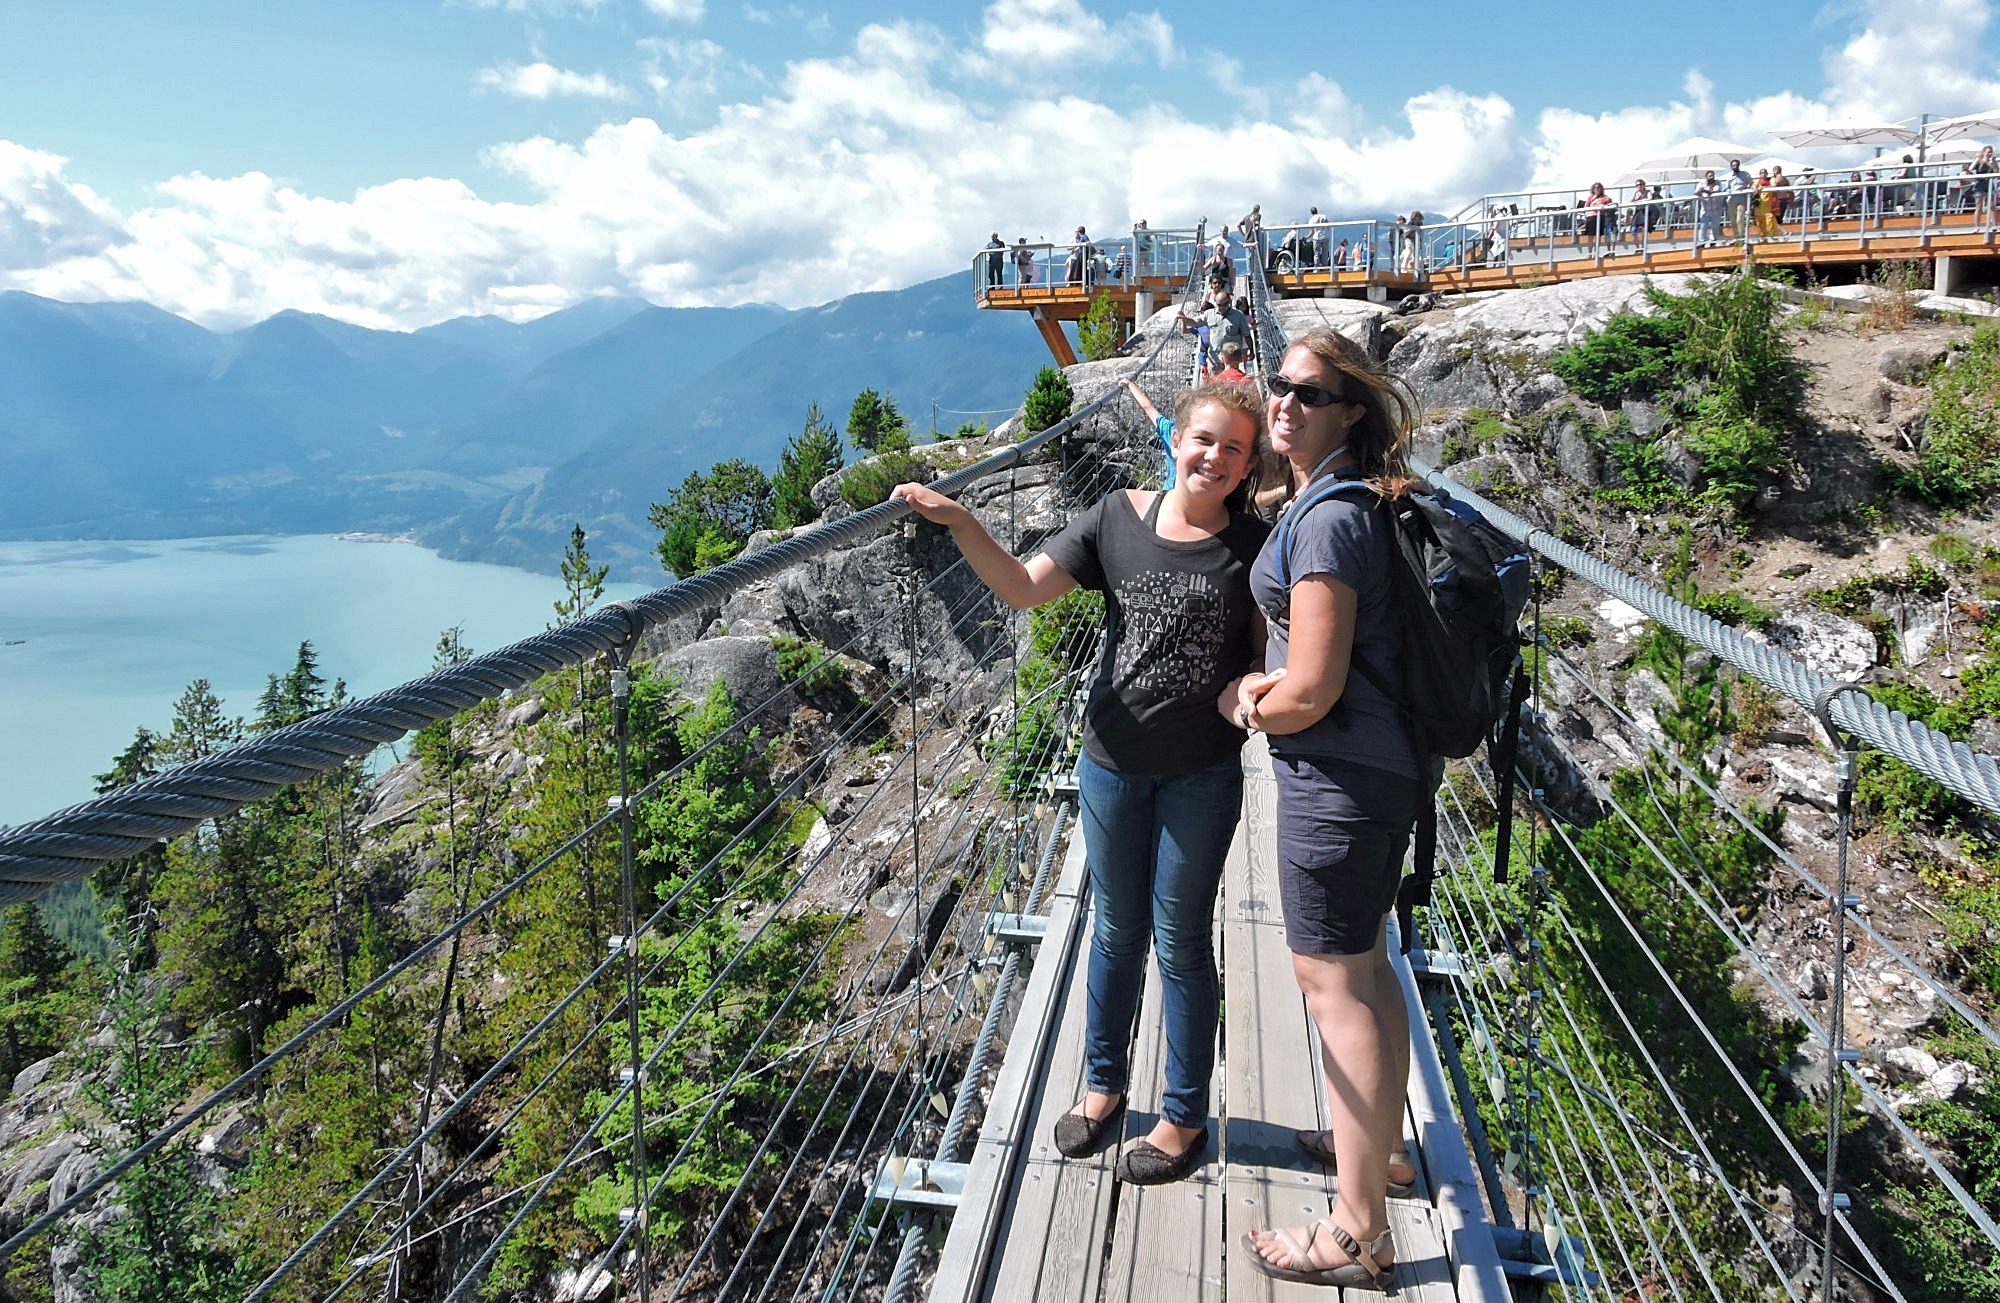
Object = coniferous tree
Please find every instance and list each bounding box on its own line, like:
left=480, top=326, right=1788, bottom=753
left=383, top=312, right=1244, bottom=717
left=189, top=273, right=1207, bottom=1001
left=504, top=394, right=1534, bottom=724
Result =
left=93, top=728, right=167, bottom=959
left=846, top=388, right=910, bottom=453
left=650, top=461, right=774, bottom=576
left=1023, top=366, right=1074, bottom=433
left=74, top=974, right=247, bottom=1302
left=555, top=524, right=610, bottom=626
left=770, top=403, right=844, bottom=530
left=0, top=902, right=83, bottom=1085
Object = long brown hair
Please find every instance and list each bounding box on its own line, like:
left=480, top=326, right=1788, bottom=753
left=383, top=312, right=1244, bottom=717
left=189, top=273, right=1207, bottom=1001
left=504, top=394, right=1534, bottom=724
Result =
left=1170, top=380, right=1268, bottom=514
left=1286, top=327, right=1417, bottom=500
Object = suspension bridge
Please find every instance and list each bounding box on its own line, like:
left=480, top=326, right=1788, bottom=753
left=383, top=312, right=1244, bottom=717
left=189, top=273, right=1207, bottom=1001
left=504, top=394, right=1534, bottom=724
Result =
left=0, top=222, right=1994, bottom=1303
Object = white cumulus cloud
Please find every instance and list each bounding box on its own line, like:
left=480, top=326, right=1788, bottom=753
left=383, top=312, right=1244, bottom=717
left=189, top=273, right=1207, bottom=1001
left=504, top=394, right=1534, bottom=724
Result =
left=0, top=142, right=128, bottom=270
left=475, top=61, right=631, bottom=100
left=7, top=0, right=1999, bottom=330
left=641, top=0, right=705, bottom=19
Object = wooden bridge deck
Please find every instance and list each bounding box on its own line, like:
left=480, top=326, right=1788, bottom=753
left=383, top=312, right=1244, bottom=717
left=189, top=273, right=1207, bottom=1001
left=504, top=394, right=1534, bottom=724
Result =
left=929, top=740, right=1512, bottom=1303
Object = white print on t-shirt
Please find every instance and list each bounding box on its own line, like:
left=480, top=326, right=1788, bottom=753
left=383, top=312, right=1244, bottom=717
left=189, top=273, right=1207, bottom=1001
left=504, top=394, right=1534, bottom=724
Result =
left=1113, top=569, right=1225, bottom=693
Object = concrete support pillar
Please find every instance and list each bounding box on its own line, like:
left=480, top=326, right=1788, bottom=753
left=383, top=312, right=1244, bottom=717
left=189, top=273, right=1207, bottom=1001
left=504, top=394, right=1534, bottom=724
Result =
left=1935, top=254, right=1959, bottom=297
left=1366, top=285, right=1390, bottom=303
left=1134, top=290, right=1155, bottom=324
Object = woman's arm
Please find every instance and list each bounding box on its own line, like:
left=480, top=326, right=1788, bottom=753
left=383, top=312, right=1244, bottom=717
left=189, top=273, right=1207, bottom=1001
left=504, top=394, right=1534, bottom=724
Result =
left=890, top=483, right=1078, bottom=610
left=1244, top=575, right=1356, bottom=735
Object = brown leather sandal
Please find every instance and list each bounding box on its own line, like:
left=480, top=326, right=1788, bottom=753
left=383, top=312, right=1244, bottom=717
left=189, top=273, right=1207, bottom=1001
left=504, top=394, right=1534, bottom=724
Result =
left=1239, top=1217, right=1396, bottom=1290
left=1292, top=1129, right=1419, bottom=1198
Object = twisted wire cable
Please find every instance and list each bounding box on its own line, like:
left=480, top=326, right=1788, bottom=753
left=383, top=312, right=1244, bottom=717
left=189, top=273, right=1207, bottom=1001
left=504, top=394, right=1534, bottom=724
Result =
left=0, top=300, right=1188, bottom=903
left=1412, top=456, right=2000, bottom=816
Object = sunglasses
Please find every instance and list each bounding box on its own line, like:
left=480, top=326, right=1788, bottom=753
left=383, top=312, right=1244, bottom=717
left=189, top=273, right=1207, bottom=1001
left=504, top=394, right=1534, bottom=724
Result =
left=1268, top=374, right=1349, bottom=408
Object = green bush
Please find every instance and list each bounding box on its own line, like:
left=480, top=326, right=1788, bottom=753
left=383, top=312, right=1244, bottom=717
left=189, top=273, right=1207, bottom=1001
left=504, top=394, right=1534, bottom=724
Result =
left=838, top=449, right=930, bottom=510
left=1022, top=366, right=1073, bottom=434
left=1555, top=271, right=1803, bottom=511
left=1690, top=590, right=1776, bottom=629
left=771, top=635, right=849, bottom=696
left=1549, top=312, right=1684, bottom=405
left=1894, top=325, right=2000, bottom=507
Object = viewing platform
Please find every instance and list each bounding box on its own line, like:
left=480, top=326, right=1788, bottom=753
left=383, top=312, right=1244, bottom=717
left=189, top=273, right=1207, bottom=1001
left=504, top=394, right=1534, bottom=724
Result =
left=928, top=738, right=1521, bottom=1303
left=978, top=174, right=2000, bottom=363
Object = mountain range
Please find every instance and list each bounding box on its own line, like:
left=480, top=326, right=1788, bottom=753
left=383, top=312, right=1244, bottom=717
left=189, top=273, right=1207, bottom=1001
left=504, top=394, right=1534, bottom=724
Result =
left=0, top=272, right=1056, bottom=579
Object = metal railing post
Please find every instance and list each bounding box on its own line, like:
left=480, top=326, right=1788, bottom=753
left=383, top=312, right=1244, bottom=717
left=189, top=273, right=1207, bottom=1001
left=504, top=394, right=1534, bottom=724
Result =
left=1813, top=682, right=1868, bottom=1303
left=611, top=650, right=652, bottom=1303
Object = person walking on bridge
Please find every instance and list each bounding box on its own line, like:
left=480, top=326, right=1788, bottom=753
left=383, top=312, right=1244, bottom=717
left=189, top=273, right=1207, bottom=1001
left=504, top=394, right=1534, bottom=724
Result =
left=893, top=384, right=1272, bottom=1187
left=1231, top=327, right=1421, bottom=1291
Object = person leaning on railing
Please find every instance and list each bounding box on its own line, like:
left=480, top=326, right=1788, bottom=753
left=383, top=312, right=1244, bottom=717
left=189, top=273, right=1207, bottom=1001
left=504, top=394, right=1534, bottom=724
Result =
left=1694, top=170, right=1724, bottom=248
left=890, top=383, right=1274, bottom=1188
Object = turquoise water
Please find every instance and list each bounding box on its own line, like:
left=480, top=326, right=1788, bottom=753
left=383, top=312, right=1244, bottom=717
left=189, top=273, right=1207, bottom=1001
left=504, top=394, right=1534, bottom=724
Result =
left=0, top=536, right=656, bottom=829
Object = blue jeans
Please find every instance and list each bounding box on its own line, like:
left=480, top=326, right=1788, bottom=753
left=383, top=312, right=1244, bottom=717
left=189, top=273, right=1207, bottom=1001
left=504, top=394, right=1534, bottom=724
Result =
left=1077, top=752, right=1242, bottom=1128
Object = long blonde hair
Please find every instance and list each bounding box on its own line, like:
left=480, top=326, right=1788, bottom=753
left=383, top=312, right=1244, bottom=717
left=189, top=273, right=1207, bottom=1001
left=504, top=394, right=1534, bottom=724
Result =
left=1285, top=327, right=1417, bottom=500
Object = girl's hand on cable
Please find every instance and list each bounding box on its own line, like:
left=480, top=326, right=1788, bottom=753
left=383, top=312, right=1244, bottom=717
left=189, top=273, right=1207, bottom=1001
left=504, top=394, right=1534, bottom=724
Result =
left=891, top=483, right=973, bottom=528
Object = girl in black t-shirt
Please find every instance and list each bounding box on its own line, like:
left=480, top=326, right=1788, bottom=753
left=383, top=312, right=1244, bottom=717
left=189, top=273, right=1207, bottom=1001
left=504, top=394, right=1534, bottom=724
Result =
left=892, top=382, right=1269, bottom=1187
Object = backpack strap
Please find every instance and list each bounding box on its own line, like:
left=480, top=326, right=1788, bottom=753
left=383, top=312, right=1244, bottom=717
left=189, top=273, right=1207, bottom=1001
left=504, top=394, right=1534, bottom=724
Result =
left=1270, top=474, right=1375, bottom=611
left=1140, top=490, right=1165, bottom=530
left=1486, top=661, right=1531, bottom=886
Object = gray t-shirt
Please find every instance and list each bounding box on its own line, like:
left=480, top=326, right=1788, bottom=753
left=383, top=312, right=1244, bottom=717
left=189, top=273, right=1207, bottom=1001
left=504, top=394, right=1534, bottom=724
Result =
left=1249, top=478, right=1417, bottom=779
left=1042, top=491, right=1269, bottom=774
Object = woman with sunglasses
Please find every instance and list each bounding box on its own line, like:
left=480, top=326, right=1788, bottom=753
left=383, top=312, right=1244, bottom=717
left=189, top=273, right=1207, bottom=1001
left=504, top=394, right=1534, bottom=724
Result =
left=892, top=383, right=1270, bottom=1186
left=1227, top=328, right=1419, bottom=1291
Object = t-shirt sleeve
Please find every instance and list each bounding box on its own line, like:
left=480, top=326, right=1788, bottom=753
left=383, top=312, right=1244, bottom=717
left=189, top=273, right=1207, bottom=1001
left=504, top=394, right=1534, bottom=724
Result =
left=1039, top=497, right=1107, bottom=592
left=1286, top=497, right=1379, bottom=594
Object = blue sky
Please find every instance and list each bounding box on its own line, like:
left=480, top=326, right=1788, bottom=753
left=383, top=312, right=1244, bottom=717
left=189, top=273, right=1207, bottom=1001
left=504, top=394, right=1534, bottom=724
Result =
left=3, top=0, right=1994, bottom=328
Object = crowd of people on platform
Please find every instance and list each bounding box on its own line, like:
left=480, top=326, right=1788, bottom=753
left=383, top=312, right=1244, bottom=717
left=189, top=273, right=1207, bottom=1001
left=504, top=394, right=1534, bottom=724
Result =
left=978, top=144, right=2000, bottom=291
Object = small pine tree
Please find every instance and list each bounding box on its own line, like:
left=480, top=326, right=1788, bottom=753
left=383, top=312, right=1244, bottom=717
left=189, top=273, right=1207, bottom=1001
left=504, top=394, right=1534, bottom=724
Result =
left=555, top=525, right=609, bottom=625
left=1077, top=292, right=1126, bottom=361
left=649, top=461, right=774, bottom=576
left=771, top=403, right=845, bottom=529
left=847, top=388, right=910, bottom=454
left=1023, top=366, right=1074, bottom=434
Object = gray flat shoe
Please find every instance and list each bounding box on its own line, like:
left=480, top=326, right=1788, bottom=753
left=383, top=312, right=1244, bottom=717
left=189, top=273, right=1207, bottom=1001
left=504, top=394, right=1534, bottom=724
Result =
left=1116, top=1126, right=1208, bottom=1185
left=1052, top=1096, right=1125, bottom=1158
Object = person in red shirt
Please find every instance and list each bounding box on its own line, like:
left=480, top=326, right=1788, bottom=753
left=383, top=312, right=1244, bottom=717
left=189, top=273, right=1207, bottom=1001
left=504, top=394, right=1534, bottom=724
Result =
left=1209, top=341, right=1250, bottom=383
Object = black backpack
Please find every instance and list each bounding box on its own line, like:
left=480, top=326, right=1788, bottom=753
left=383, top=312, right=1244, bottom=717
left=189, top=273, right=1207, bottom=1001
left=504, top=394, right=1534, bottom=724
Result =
left=1273, top=475, right=1532, bottom=952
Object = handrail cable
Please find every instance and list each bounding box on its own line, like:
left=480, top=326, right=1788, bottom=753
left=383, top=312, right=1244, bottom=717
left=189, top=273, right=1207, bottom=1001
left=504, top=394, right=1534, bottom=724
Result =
left=304, top=432, right=1131, bottom=1299
left=1516, top=658, right=2000, bottom=1257
left=309, top=534, right=1076, bottom=1298
left=1439, top=764, right=1910, bottom=1303
left=1530, top=796, right=1913, bottom=1302
left=1544, top=649, right=2000, bottom=1057
left=1413, top=457, right=2000, bottom=819
left=1428, top=781, right=1717, bottom=1301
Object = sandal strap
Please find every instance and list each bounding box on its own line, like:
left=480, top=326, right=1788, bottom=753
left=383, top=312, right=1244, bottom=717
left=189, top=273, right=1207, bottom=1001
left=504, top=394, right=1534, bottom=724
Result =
left=1317, top=1219, right=1394, bottom=1282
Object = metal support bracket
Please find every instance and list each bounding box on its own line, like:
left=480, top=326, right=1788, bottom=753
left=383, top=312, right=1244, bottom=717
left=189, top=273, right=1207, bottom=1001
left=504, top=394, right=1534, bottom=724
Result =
left=986, top=912, right=1049, bottom=944
left=867, top=1157, right=969, bottom=1211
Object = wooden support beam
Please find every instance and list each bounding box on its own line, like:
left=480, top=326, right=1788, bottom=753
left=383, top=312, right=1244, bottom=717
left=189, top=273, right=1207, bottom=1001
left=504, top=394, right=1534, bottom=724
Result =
left=1032, top=309, right=1078, bottom=367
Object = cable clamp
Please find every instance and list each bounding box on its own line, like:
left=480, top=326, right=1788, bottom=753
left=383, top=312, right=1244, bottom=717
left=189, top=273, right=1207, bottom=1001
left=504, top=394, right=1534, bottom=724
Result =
left=607, top=934, right=630, bottom=958
left=1818, top=1191, right=1853, bottom=1214
left=868, top=1156, right=967, bottom=1210
left=1835, top=1047, right=1862, bottom=1064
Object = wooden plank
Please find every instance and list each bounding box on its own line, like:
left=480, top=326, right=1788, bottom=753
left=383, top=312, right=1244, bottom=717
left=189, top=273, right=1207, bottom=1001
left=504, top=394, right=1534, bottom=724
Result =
left=981, top=905, right=1118, bottom=1303
left=931, top=816, right=1094, bottom=1303
left=1222, top=739, right=1340, bottom=1303
left=1102, top=946, right=1225, bottom=1303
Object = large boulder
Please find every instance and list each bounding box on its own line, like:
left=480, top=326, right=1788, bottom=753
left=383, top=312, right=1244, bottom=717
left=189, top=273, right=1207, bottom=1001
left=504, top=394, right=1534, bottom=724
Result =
left=1388, top=274, right=1708, bottom=416
left=1760, top=604, right=1878, bottom=678
left=1270, top=298, right=1396, bottom=362
left=654, top=636, right=801, bottom=721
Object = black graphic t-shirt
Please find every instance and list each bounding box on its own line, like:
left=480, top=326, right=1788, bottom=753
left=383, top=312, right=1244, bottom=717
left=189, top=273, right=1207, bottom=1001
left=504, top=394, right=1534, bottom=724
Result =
left=1041, top=491, right=1271, bottom=774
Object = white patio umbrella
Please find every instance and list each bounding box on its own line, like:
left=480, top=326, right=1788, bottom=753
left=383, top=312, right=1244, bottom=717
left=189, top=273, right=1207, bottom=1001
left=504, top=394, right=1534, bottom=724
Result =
left=1614, top=166, right=1708, bottom=187
left=1927, top=109, right=2000, bottom=142
left=1772, top=122, right=1920, bottom=147
left=1628, top=135, right=1767, bottom=171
